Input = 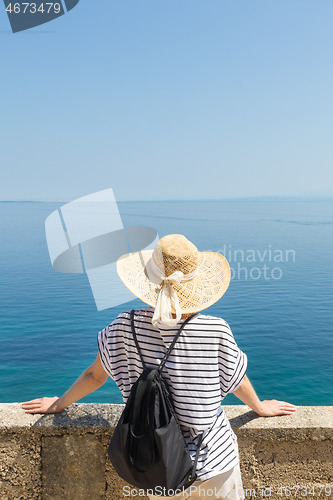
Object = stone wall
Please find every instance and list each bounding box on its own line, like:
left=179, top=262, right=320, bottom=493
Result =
left=0, top=404, right=332, bottom=499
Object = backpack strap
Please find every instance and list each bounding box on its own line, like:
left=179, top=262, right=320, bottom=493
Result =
left=190, top=407, right=223, bottom=480
left=190, top=432, right=204, bottom=481
left=129, top=368, right=156, bottom=439
left=159, top=313, right=198, bottom=373
left=130, top=309, right=147, bottom=369
left=130, top=309, right=198, bottom=371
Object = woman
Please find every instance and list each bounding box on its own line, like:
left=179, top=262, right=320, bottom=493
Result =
left=22, top=234, right=297, bottom=499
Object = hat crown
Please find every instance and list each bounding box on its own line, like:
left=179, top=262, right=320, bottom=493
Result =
left=152, top=234, right=199, bottom=276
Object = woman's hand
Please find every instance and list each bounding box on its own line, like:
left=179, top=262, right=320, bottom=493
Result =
left=233, top=376, right=298, bottom=417
left=21, top=396, right=62, bottom=414
left=256, top=399, right=297, bottom=417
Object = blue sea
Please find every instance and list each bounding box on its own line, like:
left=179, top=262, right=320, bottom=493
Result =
left=0, top=200, right=332, bottom=406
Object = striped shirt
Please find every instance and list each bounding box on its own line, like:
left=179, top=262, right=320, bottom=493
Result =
left=97, top=307, right=248, bottom=481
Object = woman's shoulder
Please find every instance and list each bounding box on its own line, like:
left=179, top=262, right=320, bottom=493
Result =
left=195, top=312, right=230, bottom=329
left=111, top=307, right=154, bottom=325
left=107, top=308, right=231, bottom=333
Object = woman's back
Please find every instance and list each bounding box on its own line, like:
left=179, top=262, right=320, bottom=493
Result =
left=98, top=307, right=247, bottom=480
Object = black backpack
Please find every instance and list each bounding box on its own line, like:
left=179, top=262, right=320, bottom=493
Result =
left=108, top=309, right=204, bottom=495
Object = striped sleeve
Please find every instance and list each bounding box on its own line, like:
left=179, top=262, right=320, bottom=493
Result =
left=97, top=325, right=114, bottom=379
left=218, top=320, right=247, bottom=398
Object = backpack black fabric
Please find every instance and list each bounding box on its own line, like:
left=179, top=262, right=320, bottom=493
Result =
left=108, top=310, right=204, bottom=495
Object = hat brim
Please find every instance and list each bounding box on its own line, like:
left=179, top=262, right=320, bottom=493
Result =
left=116, top=250, right=231, bottom=313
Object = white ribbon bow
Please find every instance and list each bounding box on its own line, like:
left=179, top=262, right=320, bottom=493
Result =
left=146, top=258, right=198, bottom=327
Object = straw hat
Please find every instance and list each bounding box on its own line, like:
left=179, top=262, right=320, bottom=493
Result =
left=117, top=234, right=231, bottom=326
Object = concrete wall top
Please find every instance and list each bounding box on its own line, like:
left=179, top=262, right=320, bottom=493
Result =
left=1, top=404, right=333, bottom=440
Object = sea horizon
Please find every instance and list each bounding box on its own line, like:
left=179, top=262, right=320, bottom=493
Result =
left=1, top=195, right=333, bottom=203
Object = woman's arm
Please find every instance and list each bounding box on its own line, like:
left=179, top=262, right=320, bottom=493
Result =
left=21, top=353, right=108, bottom=414
left=233, top=374, right=297, bottom=416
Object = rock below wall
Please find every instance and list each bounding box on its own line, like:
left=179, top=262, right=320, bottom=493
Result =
left=0, top=404, right=332, bottom=499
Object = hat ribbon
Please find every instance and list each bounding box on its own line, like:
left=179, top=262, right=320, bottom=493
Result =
left=146, top=258, right=198, bottom=327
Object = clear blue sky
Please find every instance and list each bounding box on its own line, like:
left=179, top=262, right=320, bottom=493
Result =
left=0, top=0, right=332, bottom=201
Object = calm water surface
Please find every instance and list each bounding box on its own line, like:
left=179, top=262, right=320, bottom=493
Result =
left=0, top=200, right=332, bottom=405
